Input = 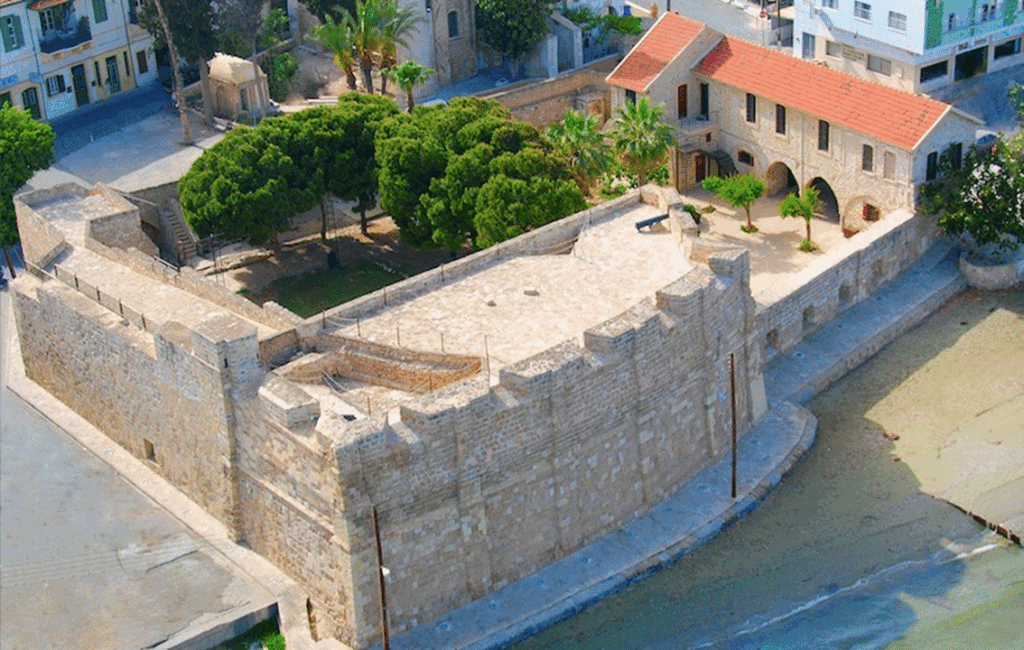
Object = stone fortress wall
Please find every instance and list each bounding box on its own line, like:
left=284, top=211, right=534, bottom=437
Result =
left=10, top=182, right=941, bottom=649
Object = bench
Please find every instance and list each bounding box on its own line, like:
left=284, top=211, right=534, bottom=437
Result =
left=635, top=214, right=669, bottom=231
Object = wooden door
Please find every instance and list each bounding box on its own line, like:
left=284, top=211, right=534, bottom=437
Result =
left=695, top=153, right=707, bottom=183
left=71, top=64, right=89, bottom=107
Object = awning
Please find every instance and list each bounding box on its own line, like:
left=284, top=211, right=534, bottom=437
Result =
left=28, top=0, right=72, bottom=11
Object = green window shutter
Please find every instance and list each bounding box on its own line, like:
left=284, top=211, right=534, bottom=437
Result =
left=925, top=1, right=943, bottom=49
left=2, top=15, right=25, bottom=51
left=93, top=0, right=108, bottom=23
left=1005, top=0, right=1018, bottom=26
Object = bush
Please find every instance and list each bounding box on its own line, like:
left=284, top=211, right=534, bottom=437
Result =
left=799, top=238, right=820, bottom=253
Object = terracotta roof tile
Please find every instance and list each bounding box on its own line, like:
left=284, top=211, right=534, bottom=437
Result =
left=698, top=37, right=951, bottom=150
left=607, top=12, right=705, bottom=93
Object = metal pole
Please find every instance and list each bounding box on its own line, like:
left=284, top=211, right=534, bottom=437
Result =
left=730, top=353, right=738, bottom=499
left=370, top=506, right=390, bottom=650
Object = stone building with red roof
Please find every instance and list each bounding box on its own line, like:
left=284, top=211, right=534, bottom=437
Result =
left=607, top=12, right=985, bottom=233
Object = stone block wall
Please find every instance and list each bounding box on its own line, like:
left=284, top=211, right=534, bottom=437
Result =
left=755, top=208, right=940, bottom=360
left=323, top=249, right=760, bottom=647
left=11, top=278, right=241, bottom=530
left=479, top=60, right=617, bottom=128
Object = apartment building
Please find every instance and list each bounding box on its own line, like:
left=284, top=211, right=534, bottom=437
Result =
left=791, top=0, right=1024, bottom=93
left=1, top=0, right=157, bottom=121
left=607, top=12, right=982, bottom=233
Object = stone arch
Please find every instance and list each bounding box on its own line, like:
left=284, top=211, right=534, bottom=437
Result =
left=807, top=177, right=840, bottom=223
left=766, top=161, right=798, bottom=197
left=842, top=195, right=884, bottom=234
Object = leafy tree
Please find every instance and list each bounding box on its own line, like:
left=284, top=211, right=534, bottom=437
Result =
left=376, top=2, right=423, bottom=96
left=546, top=109, right=612, bottom=193
left=216, top=0, right=270, bottom=121
left=345, top=0, right=386, bottom=93
left=376, top=97, right=584, bottom=253
left=611, top=98, right=675, bottom=187
left=0, top=104, right=55, bottom=277
left=779, top=186, right=820, bottom=251
left=477, top=0, right=554, bottom=79
left=178, top=126, right=320, bottom=244
left=258, top=8, right=298, bottom=102
left=139, top=0, right=217, bottom=127
left=383, top=60, right=433, bottom=112
left=288, top=93, right=398, bottom=236
left=702, top=173, right=766, bottom=233
left=312, top=13, right=358, bottom=91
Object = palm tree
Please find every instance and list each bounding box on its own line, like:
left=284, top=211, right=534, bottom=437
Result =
left=345, top=0, right=387, bottom=93
left=313, top=13, right=358, bottom=91
left=546, top=109, right=612, bottom=193
left=611, top=97, right=676, bottom=187
left=377, top=1, right=423, bottom=95
left=382, top=60, right=433, bottom=111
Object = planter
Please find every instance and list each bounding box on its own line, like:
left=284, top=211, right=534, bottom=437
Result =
left=958, top=251, right=1023, bottom=290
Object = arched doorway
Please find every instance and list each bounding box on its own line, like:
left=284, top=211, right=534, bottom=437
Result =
left=808, top=177, right=839, bottom=222
left=766, top=162, right=798, bottom=197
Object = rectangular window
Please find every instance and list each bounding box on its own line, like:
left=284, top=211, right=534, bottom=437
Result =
left=822, top=0, right=837, bottom=8
left=854, top=1, right=871, bottom=20
left=818, top=120, right=830, bottom=152
left=862, top=144, right=874, bottom=172
left=920, top=60, right=948, bottom=83
left=948, top=143, right=963, bottom=171
left=136, top=49, right=148, bottom=74
left=677, top=84, right=687, bottom=118
left=45, top=74, right=66, bottom=97
left=447, top=10, right=458, bottom=38
left=92, top=0, right=108, bottom=23
left=947, top=13, right=956, bottom=31
left=775, top=104, right=786, bottom=135
left=2, top=14, right=24, bottom=52
left=884, top=151, right=896, bottom=179
left=888, top=11, right=906, bottom=31
left=738, top=150, right=754, bottom=166
left=994, top=38, right=1022, bottom=60
left=123, top=51, right=131, bottom=77
left=625, top=89, right=636, bottom=105
left=826, top=40, right=841, bottom=57
left=867, top=54, right=892, bottom=75
left=94, top=60, right=101, bottom=85
left=802, top=32, right=815, bottom=59
left=700, top=83, right=709, bottom=117
left=746, top=93, right=756, bottom=123
left=926, top=151, right=939, bottom=181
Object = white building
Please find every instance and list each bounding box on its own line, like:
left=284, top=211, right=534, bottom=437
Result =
left=607, top=12, right=984, bottom=233
left=1, top=0, right=157, bottom=121
left=792, top=0, right=1024, bottom=93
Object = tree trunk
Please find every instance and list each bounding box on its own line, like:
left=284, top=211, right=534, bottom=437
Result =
left=360, top=57, right=374, bottom=94
left=380, top=74, right=389, bottom=95
left=320, top=196, right=328, bottom=241
left=153, top=0, right=191, bottom=144
left=345, top=65, right=358, bottom=91
left=805, top=217, right=812, bottom=242
left=406, top=88, right=414, bottom=112
left=745, top=207, right=753, bottom=230
left=3, top=246, right=15, bottom=279
left=251, top=40, right=268, bottom=121
left=360, top=207, right=368, bottom=236
left=199, top=60, right=214, bottom=126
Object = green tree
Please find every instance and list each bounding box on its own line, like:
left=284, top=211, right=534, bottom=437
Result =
left=376, top=1, right=423, bottom=96
left=382, top=60, right=433, bottom=112
left=0, top=104, right=55, bottom=277
left=477, top=0, right=554, bottom=79
left=611, top=98, right=675, bottom=187
left=376, top=97, right=584, bottom=253
left=779, top=186, right=821, bottom=251
left=300, top=0, right=356, bottom=22
left=288, top=93, right=398, bottom=236
left=139, top=0, right=217, bottom=127
left=345, top=0, right=387, bottom=93
left=312, top=13, right=359, bottom=91
left=178, top=126, right=319, bottom=244
left=546, top=109, right=613, bottom=193
left=702, top=173, right=766, bottom=233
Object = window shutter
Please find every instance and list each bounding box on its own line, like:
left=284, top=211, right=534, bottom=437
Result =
left=93, top=0, right=108, bottom=23
left=4, top=15, right=25, bottom=51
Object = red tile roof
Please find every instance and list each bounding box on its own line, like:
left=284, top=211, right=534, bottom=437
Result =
left=698, top=37, right=953, bottom=150
left=607, top=12, right=706, bottom=93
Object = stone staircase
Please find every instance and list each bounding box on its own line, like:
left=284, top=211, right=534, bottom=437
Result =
left=159, top=198, right=198, bottom=261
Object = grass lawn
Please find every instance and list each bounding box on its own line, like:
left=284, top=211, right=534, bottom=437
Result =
left=216, top=617, right=285, bottom=650
left=242, top=261, right=407, bottom=318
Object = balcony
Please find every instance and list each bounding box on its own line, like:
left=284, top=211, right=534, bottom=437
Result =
left=38, top=17, right=91, bottom=55
left=676, top=114, right=719, bottom=149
